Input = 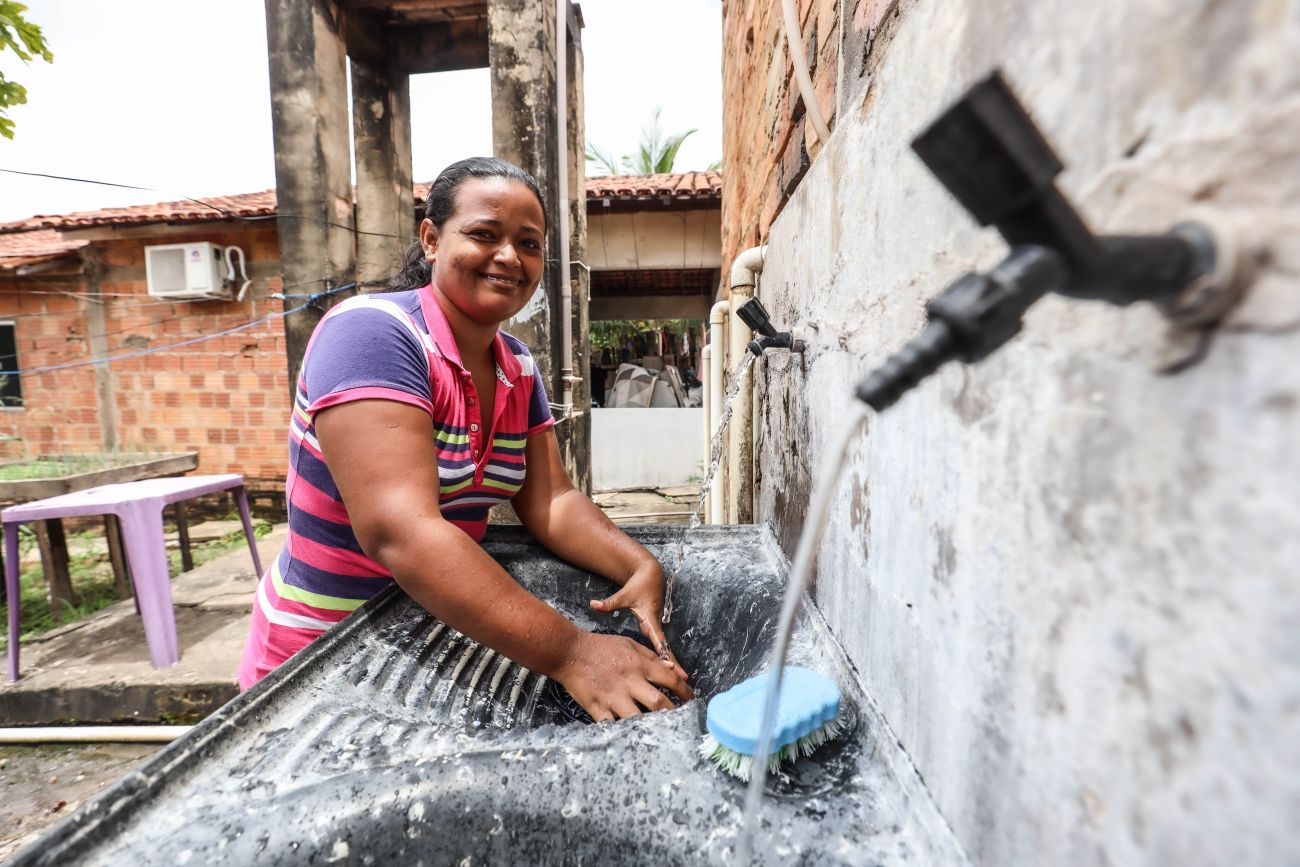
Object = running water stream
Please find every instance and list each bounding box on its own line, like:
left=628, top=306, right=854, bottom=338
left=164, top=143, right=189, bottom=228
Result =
left=661, top=352, right=758, bottom=625
left=734, top=401, right=870, bottom=865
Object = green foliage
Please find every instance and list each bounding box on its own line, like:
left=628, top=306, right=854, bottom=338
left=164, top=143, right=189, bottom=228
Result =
left=0, top=1, right=53, bottom=140
left=586, top=107, right=720, bottom=177
left=590, top=318, right=701, bottom=352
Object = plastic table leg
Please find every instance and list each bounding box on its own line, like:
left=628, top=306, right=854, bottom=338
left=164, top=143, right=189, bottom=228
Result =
left=233, top=486, right=264, bottom=578
left=116, top=502, right=180, bottom=669
left=5, top=522, right=20, bottom=681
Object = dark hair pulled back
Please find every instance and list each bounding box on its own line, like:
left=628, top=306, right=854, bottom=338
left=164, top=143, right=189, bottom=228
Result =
left=385, top=156, right=546, bottom=292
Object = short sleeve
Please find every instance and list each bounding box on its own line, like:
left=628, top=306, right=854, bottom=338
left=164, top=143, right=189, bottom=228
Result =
left=302, top=300, right=434, bottom=418
left=526, top=359, right=555, bottom=436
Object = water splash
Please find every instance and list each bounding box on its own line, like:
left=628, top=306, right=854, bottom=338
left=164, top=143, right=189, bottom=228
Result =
left=662, top=352, right=758, bottom=625
left=735, top=401, right=870, bottom=865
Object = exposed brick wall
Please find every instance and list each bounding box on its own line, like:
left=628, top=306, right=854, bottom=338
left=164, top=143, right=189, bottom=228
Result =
left=720, top=0, right=843, bottom=273
left=0, top=227, right=292, bottom=487
left=0, top=272, right=101, bottom=459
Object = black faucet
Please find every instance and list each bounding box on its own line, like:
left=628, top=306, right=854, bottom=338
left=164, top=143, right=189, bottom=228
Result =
left=856, top=70, right=1233, bottom=412
left=737, top=297, right=807, bottom=356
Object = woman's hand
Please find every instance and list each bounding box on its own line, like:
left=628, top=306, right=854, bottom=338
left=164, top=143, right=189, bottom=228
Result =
left=554, top=631, right=693, bottom=721
left=589, top=560, right=688, bottom=681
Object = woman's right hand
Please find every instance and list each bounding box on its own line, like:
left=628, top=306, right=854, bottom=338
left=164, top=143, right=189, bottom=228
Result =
left=554, top=632, right=693, bottom=721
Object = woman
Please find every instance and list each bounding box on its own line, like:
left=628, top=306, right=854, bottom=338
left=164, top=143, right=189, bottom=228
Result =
left=239, top=157, right=691, bottom=720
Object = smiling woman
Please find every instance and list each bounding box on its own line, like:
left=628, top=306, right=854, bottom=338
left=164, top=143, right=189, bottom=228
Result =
left=239, top=157, right=693, bottom=722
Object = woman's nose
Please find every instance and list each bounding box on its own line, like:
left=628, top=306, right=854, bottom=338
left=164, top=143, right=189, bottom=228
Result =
left=493, top=243, right=521, bottom=268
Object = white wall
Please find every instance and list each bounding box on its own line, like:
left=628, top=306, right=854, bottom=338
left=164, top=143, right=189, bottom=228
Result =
left=591, top=407, right=702, bottom=490
left=752, top=2, right=1300, bottom=866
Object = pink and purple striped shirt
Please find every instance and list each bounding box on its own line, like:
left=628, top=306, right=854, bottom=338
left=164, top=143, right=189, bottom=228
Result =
left=238, top=283, right=554, bottom=688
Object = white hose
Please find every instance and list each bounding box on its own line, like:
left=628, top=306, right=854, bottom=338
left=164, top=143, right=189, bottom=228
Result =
left=782, top=0, right=832, bottom=145
left=0, top=726, right=192, bottom=744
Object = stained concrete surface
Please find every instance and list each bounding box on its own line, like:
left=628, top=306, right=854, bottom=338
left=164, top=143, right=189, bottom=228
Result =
left=748, top=2, right=1300, bottom=863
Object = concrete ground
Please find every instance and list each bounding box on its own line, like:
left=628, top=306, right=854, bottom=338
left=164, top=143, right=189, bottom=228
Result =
left=0, top=487, right=696, bottom=860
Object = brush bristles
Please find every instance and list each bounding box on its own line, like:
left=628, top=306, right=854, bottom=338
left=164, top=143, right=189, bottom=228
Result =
left=699, top=716, right=844, bottom=781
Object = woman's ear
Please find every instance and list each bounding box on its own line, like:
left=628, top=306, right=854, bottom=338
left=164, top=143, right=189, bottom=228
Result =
left=418, top=218, right=438, bottom=263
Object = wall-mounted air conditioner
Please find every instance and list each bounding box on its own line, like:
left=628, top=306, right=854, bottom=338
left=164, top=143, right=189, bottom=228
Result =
left=144, top=242, right=232, bottom=300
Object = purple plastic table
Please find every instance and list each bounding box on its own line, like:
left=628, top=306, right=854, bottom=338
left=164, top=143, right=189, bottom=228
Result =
left=4, top=474, right=263, bottom=681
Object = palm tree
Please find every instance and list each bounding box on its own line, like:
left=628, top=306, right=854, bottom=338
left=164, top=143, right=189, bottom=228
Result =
left=586, top=108, right=716, bottom=176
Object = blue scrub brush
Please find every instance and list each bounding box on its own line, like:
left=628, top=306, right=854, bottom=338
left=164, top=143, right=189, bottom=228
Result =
left=699, top=667, right=843, bottom=781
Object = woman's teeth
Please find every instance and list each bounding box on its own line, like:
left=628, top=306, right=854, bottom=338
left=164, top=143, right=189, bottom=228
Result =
left=482, top=274, right=520, bottom=286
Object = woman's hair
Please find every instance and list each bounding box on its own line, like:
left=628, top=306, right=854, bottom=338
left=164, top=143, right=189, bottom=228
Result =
left=385, top=156, right=546, bottom=292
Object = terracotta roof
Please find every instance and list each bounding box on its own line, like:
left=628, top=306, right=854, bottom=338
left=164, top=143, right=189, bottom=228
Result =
left=0, top=190, right=278, bottom=235
left=0, top=172, right=722, bottom=245
left=584, top=171, right=721, bottom=201
left=0, top=229, right=87, bottom=272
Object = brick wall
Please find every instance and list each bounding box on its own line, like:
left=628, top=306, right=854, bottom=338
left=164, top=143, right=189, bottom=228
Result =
left=720, top=0, right=844, bottom=271
left=0, top=226, right=292, bottom=487
left=0, top=272, right=102, bottom=458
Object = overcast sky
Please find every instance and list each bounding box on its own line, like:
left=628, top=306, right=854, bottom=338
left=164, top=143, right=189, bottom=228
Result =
left=0, top=0, right=722, bottom=223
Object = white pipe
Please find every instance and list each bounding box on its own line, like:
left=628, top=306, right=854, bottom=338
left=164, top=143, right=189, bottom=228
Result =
left=730, top=244, right=768, bottom=292
left=555, top=0, right=575, bottom=412
left=727, top=284, right=755, bottom=523
left=707, top=299, right=730, bottom=524
left=700, top=343, right=712, bottom=524
left=0, top=726, right=192, bottom=744
left=781, top=0, right=832, bottom=145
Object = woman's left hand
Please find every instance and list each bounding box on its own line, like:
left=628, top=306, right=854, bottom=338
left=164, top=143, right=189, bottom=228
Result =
left=589, top=561, right=689, bottom=683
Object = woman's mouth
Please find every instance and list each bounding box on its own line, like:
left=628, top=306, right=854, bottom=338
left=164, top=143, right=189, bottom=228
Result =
left=480, top=272, right=523, bottom=288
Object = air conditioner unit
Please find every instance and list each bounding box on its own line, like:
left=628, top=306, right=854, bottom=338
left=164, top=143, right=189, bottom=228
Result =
left=144, top=242, right=232, bottom=300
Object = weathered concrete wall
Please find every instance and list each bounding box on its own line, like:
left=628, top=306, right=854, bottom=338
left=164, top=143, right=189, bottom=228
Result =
left=742, top=0, right=1300, bottom=865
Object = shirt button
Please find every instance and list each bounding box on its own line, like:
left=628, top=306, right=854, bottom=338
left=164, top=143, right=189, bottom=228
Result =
left=467, top=396, right=475, bottom=405
left=470, top=423, right=479, bottom=432
left=473, top=449, right=481, bottom=458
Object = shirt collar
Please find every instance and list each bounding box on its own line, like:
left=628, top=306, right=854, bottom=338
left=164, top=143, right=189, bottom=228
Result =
left=418, top=282, right=524, bottom=386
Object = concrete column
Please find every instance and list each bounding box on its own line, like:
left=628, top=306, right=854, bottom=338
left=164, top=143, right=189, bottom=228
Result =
left=80, top=249, right=118, bottom=453
left=264, top=0, right=356, bottom=392
left=563, top=10, right=592, bottom=494
left=349, top=12, right=415, bottom=293
left=488, top=0, right=590, bottom=486
left=486, top=0, right=561, bottom=414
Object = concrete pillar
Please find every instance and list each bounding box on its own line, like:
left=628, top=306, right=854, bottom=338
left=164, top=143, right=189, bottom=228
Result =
left=264, top=0, right=356, bottom=392
left=487, top=0, right=591, bottom=486
left=349, top=12, right=415, bottom=293
left=563, top=10, right=592, bottom=494
left=80, top=249, right=118, bottom=453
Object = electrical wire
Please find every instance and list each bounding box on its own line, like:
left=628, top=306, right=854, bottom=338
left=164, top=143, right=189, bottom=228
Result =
left=0, top=282, right=353, bottom=379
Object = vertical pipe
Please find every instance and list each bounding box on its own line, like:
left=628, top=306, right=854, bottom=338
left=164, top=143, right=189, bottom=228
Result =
left=707, top=301, right=730, bottom=524
left=727, top=285, right=755, bottom=523
left=701, top=344, right=713, bottom=524
left=554, top=0, right=574, bottom=410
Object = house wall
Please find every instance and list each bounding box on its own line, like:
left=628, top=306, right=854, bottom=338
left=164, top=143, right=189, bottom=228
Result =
left=0, top=227, right=292, bottom=486
left=591, top=407, right=703, bottom=490
left=724, top=1, right=1300, bottom=866
left=0, top=269, right=103, bottom=459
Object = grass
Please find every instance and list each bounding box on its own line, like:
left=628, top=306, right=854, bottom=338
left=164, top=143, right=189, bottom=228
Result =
left=0, top=516, right=272, bottom=651
left=0, top=453, right=175, bottom=482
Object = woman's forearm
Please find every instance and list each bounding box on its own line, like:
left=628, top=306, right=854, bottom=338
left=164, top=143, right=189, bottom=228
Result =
left=525, top=487, right=657, bottom=585
left=371, top=516, right=582, bottom=678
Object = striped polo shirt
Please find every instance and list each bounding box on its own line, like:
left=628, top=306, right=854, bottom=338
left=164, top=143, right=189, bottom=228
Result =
left=238, top=283, right=554, bottom=689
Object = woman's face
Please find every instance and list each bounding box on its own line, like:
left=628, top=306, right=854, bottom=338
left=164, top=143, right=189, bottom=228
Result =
left=420, top=177, right=546, bottom=328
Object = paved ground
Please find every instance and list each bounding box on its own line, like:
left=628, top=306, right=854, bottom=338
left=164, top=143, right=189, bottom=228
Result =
left=0, top=487, right=697, bottom=860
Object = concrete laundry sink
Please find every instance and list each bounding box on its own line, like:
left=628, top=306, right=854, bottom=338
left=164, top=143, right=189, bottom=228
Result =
left=10, top=526, right=964, bottom=865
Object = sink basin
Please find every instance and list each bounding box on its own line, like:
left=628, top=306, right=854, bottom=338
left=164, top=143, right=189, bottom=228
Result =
left=11, top=525, right=964, bottom=865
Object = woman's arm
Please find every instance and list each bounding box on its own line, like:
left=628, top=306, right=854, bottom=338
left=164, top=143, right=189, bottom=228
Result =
left=510, top=429, right=687, bottom=677
left=316, top=399, right=689, bottom=719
